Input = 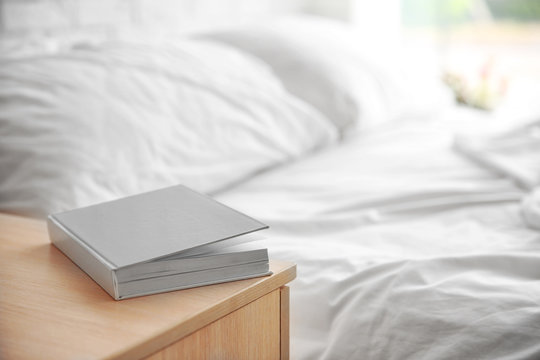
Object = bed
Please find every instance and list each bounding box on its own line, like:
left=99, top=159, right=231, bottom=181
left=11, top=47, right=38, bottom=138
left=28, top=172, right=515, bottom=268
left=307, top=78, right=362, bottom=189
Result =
left=1, top=3, right=540, bottom=359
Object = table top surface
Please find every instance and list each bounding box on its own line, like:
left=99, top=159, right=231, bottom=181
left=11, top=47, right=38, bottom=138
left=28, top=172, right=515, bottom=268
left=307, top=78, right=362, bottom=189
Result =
left=0, top=213, right=296, bottom=360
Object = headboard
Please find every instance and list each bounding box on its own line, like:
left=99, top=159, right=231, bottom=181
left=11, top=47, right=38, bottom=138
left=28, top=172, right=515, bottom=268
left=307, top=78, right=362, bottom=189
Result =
left=0, top=0, right=356, bottom=37
left=0, top=0, right=404, bottom=60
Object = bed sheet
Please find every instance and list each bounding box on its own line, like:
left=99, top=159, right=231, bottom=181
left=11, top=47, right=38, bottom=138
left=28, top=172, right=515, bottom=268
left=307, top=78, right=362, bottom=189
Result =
left=215, top=107, right=540, bottom=360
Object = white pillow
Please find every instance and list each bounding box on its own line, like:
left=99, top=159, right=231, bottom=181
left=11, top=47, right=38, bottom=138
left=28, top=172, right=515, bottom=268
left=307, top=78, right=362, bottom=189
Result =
left=0, top=39, right=337, bottom=216
left=203, top=15, right=452, bottom=132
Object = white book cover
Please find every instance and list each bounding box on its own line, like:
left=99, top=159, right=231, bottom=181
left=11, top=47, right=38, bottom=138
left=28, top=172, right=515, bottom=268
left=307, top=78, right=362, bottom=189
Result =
left=47, top=184, right=270, bottom=300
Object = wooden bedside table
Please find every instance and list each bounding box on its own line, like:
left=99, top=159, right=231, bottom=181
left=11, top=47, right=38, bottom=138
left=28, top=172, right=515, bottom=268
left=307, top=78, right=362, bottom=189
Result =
left=0, top=213, right=296, bottom=360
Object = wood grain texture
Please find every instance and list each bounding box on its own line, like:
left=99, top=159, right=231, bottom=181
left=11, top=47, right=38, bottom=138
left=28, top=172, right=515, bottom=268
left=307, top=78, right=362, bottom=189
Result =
left=280, top=286, right=290, bottom=360
left=0, top=213, right=296, bottom=360
left=145, top=289, right=281, bottom=360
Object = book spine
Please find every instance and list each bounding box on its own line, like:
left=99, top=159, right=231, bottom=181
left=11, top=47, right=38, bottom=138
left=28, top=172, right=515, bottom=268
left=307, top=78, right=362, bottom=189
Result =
left=47, top=216, right=118, bottom=300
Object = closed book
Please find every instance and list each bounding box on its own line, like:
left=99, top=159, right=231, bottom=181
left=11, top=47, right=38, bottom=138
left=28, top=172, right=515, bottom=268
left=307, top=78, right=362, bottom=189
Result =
left=47, top=184, right=270, bottom=300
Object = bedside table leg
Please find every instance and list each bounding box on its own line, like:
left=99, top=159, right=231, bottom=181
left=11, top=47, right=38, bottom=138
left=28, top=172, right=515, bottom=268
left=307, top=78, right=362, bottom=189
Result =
left=280, top=286, right=290, bottom=360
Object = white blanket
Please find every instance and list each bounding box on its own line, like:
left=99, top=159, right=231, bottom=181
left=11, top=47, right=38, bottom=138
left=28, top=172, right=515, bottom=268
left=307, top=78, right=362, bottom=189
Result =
left=216, top=108, right=540, bottom=360
left=2, top=32, right=539, bottom=359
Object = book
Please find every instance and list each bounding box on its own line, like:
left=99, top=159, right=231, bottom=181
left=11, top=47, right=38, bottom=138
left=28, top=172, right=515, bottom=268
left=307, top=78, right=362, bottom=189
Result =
left=47, top=184, right=270, bottom=300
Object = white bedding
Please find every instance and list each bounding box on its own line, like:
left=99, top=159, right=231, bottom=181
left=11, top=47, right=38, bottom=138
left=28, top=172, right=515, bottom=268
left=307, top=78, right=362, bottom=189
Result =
left=204, top=15, right=451, bottom=133
left=0, top=40, right=336, bottom=216
left=215, top=109, right=540, bottom=360
left=2, top=15, right=540, bottom=360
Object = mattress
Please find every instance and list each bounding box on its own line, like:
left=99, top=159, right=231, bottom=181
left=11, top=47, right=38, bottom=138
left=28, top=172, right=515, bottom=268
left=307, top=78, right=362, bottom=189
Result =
left=215, top=108, right=540, bottom=360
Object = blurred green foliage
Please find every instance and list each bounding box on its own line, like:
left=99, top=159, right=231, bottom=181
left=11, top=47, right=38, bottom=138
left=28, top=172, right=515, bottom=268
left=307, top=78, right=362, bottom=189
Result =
left=488, top=0, right=540, bottom=21
left=402, top=0, right=540, bottom=27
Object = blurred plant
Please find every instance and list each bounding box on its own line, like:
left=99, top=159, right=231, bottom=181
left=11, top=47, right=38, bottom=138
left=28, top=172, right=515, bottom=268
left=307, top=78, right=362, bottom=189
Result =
left=403, top=0, right=482, bottom=27
left=443, top=58, right=508, bottom=110
left=403, top=0, right=540, bottom=28
left=487, top=0, right=540, bottom=22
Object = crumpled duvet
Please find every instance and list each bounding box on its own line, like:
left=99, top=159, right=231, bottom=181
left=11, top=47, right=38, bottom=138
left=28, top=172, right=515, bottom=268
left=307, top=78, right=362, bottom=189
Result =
left=454, top=119, right=540, bottom=230
left=216, top=108, right=540, bottom=360
left=523, top=189, right=540, bottom=230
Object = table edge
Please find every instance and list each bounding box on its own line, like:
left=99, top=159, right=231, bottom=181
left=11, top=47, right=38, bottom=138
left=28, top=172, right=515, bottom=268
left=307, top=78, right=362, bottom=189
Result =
left=108, top=262, right=296, bottom=360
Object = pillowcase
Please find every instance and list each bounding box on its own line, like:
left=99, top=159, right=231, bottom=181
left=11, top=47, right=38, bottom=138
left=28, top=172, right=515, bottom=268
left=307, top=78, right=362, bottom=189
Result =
left=203, top=15, right=452, bottom=133
left=0, top=39, right=337, bottom=217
